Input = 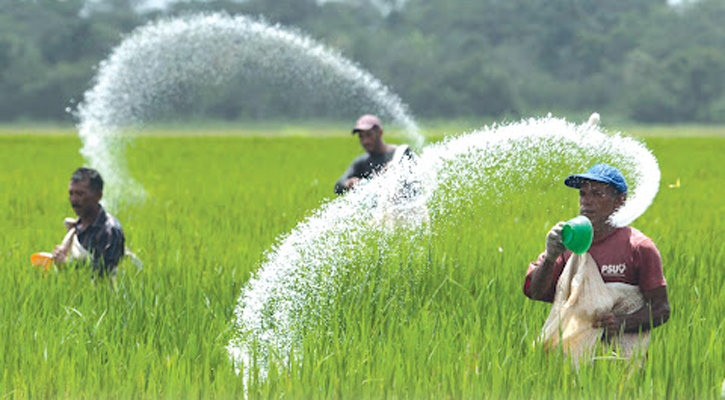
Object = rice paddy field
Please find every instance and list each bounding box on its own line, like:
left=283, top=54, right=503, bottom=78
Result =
left=0, top=123, right=723, bottom=399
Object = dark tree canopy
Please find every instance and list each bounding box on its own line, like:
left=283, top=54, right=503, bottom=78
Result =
left=0, top=0, right=722, bottom=123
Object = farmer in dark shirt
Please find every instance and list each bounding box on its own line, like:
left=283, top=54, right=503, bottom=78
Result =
left=334, top=114, right=414, bottom=195
left=52, top=167, right=125, bottom=277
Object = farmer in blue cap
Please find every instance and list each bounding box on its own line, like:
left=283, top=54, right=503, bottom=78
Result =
left=334, top=114, right=415, bottom=195
left=524, top=163, right=670, bottom=342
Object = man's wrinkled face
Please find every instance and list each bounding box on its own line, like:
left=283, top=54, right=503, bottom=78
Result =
left=357, top=128, right=381, bottom=154
left=578, top=180, right=625, bottom=229
left=69, top=178, right=101, bottom=218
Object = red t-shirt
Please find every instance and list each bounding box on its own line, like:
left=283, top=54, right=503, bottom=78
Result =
left=523, top=227, right=666, bottom=302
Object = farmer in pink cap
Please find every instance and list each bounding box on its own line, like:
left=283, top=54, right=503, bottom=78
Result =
left=334, top=114, right=414, bottom=194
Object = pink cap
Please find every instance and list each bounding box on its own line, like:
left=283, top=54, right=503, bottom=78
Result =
left=352, top=114, right=382, bottom=134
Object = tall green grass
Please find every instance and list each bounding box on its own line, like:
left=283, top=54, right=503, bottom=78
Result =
left=0, top=132, right=723, bottom=399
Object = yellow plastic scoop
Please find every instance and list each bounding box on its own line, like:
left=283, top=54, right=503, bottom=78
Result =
left=30, top=252, right=54, bottom=270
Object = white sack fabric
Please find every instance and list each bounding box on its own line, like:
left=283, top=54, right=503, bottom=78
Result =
left=60, top=226, right=89, bottom=263
left=540, top=252, right=650, bottom=365
left=61, top=218, right=143, bottom=269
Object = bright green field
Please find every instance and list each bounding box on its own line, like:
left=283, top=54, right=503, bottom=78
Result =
left=0, top=127, right=723, bottom=399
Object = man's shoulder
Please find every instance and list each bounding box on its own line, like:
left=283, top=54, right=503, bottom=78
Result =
left=350, top=152, right=374, bottom=166
left=611, top=226, right=658, bottom=251
left=625, top=226, right=655, bottom=245
left=353, top=152, right=371, bottom=161
left=102, top=210, right=124, bottom=233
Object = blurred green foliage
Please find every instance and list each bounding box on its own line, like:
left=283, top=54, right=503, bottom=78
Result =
left=0, top=0, right=724, bottom=123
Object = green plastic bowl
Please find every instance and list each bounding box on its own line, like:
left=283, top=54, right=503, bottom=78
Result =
left=561, top=215, right=593, bottom=254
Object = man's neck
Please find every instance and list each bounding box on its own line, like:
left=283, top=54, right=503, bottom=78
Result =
left=370, top=143, right=393, bottom=156
left=593, top=223, right=617, bottom=242
left=79, top=205, right=102, bottom=229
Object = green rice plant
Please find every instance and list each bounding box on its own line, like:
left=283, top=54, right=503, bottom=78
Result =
left=0, top=130, right=723, bottom=399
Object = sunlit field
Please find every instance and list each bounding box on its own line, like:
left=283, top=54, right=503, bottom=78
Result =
left=0, top=124, right=723, bottom=399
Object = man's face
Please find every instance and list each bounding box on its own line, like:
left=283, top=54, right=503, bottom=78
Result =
left=357, top=128, right=381, bottom=154
left=69, top=178, right=101, bottom=218
left=578, top=180, right=625, bottom=229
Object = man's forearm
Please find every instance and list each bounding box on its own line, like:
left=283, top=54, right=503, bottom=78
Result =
left=528, top=255, right=557, bottom=300
left=620, top=301, right=670, bottom=333
left=335, top=162, right=358, bottom=195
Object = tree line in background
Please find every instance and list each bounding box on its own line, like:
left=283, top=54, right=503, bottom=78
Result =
left=1, top=0, right=724, bottom=123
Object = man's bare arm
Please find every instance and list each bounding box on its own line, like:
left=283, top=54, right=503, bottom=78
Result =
left=595, top=285, right=671, bottom=336
left=528, top=222, right=566, bottom=300
left=528, top=256, right=558, bottom=300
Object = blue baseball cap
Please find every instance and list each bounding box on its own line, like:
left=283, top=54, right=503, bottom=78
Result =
left=564, top=163, right=628, bottom=194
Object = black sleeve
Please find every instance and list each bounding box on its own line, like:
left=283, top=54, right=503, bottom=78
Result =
left=403, top=146, right=417, bottom=161
left=334, top=157, right=361, bottom=195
